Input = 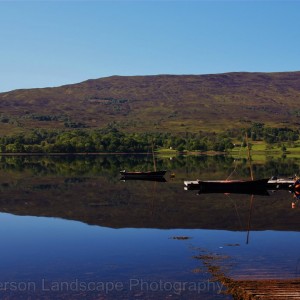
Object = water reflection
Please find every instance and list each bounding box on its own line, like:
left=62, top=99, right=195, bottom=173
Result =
left=0, top=155, right=299, bottom=299
left=0, top=155, right=299, bottom=230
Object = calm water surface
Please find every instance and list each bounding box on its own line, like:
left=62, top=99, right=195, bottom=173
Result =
left=0, top=155, right=299, bottom=299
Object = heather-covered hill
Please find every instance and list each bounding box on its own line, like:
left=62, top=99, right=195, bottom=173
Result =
left=1, top=72, right=300, bottom=134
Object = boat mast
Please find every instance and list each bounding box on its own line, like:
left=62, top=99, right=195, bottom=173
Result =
left=245, top=132, right=254, bottom=181
left=246, top=194, right=254, bottom=244
left=151, top=140, right=157, bottom=172
left=245, top=131, right=254, bottom=244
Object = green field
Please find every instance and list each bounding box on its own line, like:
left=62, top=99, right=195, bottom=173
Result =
left=229, top=140, right=300, bottom=160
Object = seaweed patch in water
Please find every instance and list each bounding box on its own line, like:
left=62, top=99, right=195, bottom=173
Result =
left=170, top=236, right=192, bottom=240
left=224, top=243, right=240, bottom=247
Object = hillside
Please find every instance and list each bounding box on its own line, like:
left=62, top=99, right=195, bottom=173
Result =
left=1, top=71, right=300, bottom=134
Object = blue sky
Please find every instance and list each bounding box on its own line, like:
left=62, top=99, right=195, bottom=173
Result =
left=0, top=1, right=299, bottom=92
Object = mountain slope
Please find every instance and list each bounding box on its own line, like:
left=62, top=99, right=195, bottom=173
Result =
left=1, top=72, right=300, bottom=134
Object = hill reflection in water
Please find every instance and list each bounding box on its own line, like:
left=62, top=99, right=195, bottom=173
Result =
left=0, top=154, right=299, bottom=231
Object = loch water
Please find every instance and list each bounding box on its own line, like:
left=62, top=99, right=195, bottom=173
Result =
left=0, top=154, right=300, bottom=299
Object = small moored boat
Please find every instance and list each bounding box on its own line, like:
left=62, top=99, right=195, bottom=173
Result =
left=120, top=170, right=166, bottom=179
left=120, top=141, right=166, bottom=181
left=184, top=178, right=270, bottom=194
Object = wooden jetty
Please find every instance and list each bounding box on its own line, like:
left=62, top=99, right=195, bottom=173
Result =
left=196, top=252, right=300, bottom=300
left=267, top=176, right=295, bottom=190
left=225, top=278, right=300, bottom=299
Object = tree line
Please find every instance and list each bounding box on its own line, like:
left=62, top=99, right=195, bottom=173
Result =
left=0, top=123, right=298, bottom=153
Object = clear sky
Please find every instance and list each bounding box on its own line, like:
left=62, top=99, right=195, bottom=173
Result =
left=0, top=0, right=299, bottom=92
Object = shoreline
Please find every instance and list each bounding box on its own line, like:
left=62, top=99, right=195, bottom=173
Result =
left=1, top=149, right=300, bottom=157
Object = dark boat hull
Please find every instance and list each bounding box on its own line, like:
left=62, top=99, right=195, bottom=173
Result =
left=120, top=176, right=167, bottom=182
left=120, top=170, right=166, bottom=179
left=185, top=178, right=270, bottom=194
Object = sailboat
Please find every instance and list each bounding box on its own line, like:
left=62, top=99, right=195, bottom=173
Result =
left=184, top=178, right=270, bottom=194
left=184, top=177, right=270, bottom=196
left=184, top=133, right=269, bottom=194
left=120, top=142, right=166, bottom=181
